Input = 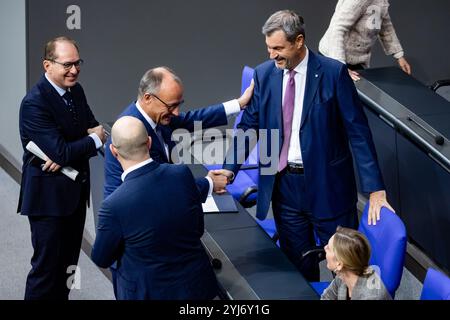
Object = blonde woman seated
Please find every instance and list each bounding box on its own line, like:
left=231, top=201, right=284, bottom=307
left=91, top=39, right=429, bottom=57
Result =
left=321, top=226, right=392, bottom=300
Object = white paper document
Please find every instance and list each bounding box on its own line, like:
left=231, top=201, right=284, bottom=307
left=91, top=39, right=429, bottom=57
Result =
left=202, top=195, right=220, bottom=213
left=26, top=141, right=80, bottom=181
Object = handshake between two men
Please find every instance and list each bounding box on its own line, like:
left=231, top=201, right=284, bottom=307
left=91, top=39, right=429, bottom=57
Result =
left=207, top=169, right=235, bottom=195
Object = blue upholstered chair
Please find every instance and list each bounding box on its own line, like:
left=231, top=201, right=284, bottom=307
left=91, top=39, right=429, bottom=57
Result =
left=358, top=202, right=407, bottom=298
left=205, top=66, right=258, bottom=207
left=255, top=218, right=277, bottom=239
left=420, top=268, right=450, bottom=300
left=310, top=202, right=407, bottom=297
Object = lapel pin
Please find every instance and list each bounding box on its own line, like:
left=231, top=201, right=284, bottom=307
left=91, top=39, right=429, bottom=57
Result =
left=315, top=74, right=319, bottom=78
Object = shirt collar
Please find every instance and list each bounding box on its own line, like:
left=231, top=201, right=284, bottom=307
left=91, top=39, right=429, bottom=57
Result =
left=45, top=73, right=69, bottom=96
left=135, top=101, right=157, bottom=130
left=284, top=47, right=309, bottom=77
left=121, top=158, right=153, bottom=182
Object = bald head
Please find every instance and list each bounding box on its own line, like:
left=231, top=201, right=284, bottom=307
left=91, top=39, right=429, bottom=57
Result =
left=110, top=116, right=150, bottom=161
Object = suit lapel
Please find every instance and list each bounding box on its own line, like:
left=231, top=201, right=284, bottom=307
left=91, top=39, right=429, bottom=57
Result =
left=40, top=76, right=66, bottom=112
left=300, top=51, right=322, bottom=129
left=129, top=104, right=169, bottom=163
left=130, top=104, right=154, bottom=135
left=270, top=66, right=283, bottom=152
left=39, top=76, right=77, bottom=128
left=338, top=282, right=348, bottom=300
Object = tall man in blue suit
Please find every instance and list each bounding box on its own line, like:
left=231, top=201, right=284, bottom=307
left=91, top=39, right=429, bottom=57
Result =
left=18, top=36, right=106, bottom=299
left=103, top=67, right=254, bottom=201
left=92, top=116, right=218, bottom=300
left=219, top=10, right=394, bottom=281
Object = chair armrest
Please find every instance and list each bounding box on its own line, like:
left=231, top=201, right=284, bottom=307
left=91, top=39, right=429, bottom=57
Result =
left=430, top=79, right=450, bottom=92
left=302, top=248, right=326, bottom=262
left=238, top=185, right=257, bottom=208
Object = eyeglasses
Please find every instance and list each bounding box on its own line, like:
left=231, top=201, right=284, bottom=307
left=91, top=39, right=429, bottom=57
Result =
left=49, top=59, right=84, bottom=70
left=150, top=94, right=183, bottom=112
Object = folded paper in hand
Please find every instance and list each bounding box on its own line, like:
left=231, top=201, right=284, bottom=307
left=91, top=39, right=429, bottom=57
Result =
left=26, top=141, right=79, bottom=181
left=202, top=194, right=238, bottom=213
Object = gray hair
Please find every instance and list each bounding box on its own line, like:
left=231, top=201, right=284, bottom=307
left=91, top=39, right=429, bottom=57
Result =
left=137, top=66, right=182, bottom=99
left=262, top=10, right=305, bottom=42
left=111, top=116, right=150, bottom=161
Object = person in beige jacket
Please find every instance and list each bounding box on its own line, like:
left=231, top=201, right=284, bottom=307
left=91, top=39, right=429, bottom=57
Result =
left=319, top=0, right=411, bottom=81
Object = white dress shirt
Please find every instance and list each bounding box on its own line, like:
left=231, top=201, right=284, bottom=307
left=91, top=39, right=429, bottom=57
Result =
left=121, top=158, right=153, bottom=182
left=281, top=48, right=309, bottom=165
left=135, top=101, right=169, bottom=157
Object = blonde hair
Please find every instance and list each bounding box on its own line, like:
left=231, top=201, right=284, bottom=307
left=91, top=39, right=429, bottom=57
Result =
left=332, top=226, right=371, bottom=276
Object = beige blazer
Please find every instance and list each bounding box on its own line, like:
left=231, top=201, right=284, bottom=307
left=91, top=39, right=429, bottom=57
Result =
left=319, top=0, right=404, bottom=67
left=321, top=267, right=392, bottom=300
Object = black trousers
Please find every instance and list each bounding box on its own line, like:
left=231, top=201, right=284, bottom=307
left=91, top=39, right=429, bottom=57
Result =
left=318, top=51, right=365, bottom=71
left=25, top=196, right=87, bottom=300
left=347, top=63, right=365, bottom=71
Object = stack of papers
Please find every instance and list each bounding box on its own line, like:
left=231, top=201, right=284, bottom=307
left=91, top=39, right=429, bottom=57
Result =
left=202, top=194, right=238, bottom=214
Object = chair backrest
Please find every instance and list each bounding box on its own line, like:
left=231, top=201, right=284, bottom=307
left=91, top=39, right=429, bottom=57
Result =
left=358, top=202, right=407, bottom=298
left=233, top=66, right=254, bottom=132
left=420, top=268, right=450, bottom=300
left=241, top=66, right=254, bottom=96
left=234, top=66, right=258, bottom=168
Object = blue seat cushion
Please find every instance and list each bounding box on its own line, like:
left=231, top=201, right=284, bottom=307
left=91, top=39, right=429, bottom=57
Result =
left=225, top=170, right=257, bottom=200
left=310, top=281, right=330, bottom=296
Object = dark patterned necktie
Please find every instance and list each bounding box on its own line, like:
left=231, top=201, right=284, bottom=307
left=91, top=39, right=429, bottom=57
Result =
left=63, top=91, right=78, bottom=124
left=155, top=125, right=168, bottom=160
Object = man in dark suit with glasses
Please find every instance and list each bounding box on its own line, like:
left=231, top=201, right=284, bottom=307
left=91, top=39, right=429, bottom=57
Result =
left=18, top=36, right=106, bottom=299
left=103, top=66, right=254, bottom=201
